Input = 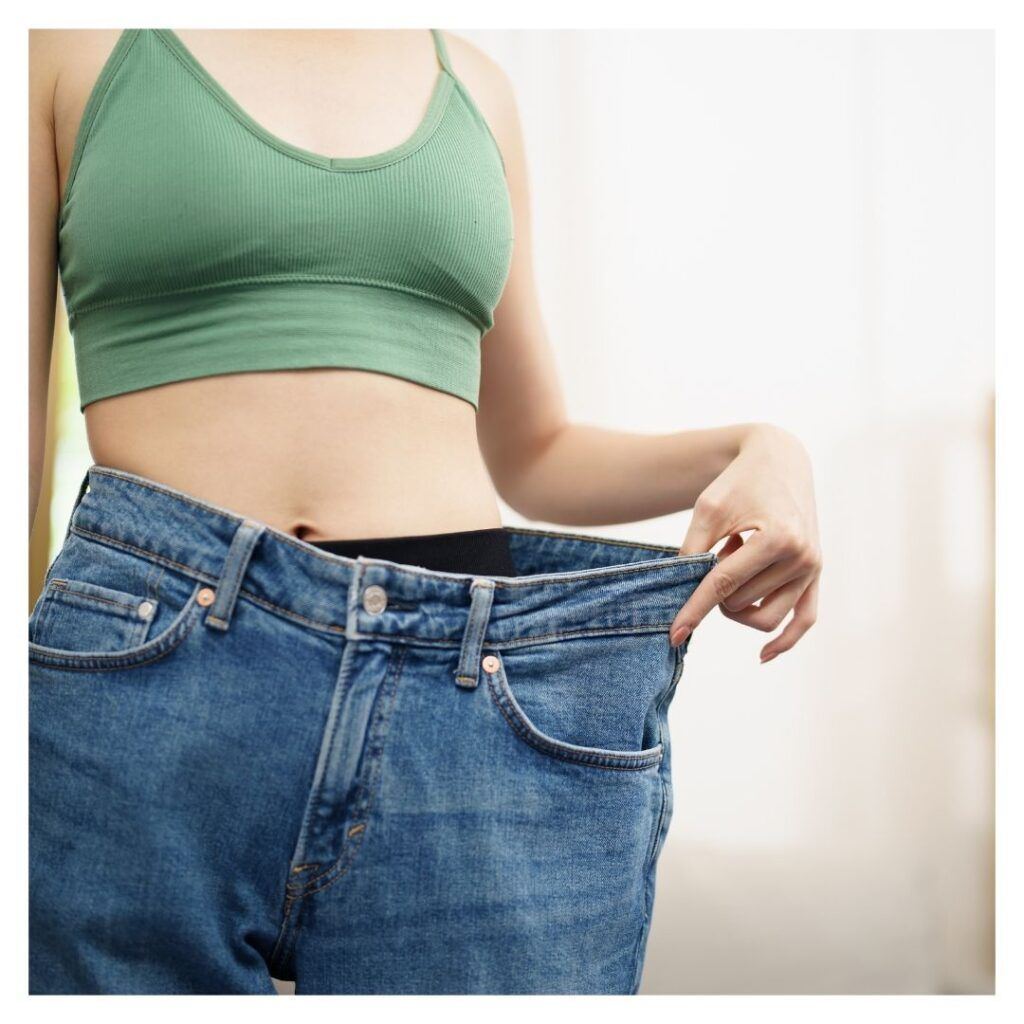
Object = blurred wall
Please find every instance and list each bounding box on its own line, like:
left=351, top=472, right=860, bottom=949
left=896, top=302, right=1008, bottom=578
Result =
left=462, top=29, right=994, bottom=994
left=34, top=28, right=994, bottom=995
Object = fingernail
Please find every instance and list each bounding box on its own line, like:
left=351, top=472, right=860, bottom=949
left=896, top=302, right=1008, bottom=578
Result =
left=761, top=652, right=778, bottom=663
left=670, top=626, right=690, bottom=648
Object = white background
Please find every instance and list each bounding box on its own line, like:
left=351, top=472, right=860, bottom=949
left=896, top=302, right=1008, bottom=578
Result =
left=461, top=29, right=994, bottom=994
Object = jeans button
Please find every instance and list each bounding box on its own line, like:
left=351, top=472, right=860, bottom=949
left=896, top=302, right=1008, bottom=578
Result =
left=362, top=585, right=388, bottom=615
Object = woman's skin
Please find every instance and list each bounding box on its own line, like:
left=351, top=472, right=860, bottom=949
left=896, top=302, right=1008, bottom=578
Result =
left=29, top=29, right=822, bottom=662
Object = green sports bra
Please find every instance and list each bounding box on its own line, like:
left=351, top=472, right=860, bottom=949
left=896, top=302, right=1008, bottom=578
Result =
left=57, top=29, right=515, bottom=411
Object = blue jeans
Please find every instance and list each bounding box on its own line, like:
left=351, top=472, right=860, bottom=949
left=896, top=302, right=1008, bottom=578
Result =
left=29, top=464, right=716, bottom=994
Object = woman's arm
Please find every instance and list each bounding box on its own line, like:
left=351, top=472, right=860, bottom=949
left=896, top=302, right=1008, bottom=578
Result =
left=481, top=419, right=757, bottom=527
left=463, top=35, right=821, bottom=660
left=29, top=30, right=60, bottom=532
left=464, top=37, right=759, bottom=525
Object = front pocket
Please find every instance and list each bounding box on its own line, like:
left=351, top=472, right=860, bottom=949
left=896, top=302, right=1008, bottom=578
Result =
left=30, top=577, right=161, bottom=654
left=29, top=580, right=205, bottom=672
left=28, top=530, right=208, bottom=673
left=484, top=636, right=675, bottom=771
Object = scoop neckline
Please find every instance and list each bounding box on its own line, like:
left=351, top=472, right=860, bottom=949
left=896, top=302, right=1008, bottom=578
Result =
left=154, top=28, right=454, bottom=172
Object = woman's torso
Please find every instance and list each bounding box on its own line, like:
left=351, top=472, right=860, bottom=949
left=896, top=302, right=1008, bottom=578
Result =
left=52, top=29, right=506, bottom=541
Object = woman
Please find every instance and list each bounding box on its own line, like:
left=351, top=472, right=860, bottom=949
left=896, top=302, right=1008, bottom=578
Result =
left=28, top=29, right=822, bottom=995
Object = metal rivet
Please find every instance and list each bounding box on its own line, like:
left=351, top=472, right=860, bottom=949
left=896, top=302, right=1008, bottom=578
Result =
left=482, top=655, right=500, bottom=674
left=362, top=584, right=388, bottom=615
left=197, top=587, right=216, bottom=607
left=137, top=600, right=155, bottom=621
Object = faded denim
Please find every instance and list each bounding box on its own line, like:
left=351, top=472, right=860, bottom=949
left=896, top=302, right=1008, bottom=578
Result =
left=29, top=464, right=716, bottom=994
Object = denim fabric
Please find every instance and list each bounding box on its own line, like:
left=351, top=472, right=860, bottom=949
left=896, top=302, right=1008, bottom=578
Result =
left=29, top=464, right=716, bottom=995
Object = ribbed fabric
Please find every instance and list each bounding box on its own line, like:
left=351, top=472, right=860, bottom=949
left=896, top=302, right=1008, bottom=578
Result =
left=57, top=29, right=515, bottom=411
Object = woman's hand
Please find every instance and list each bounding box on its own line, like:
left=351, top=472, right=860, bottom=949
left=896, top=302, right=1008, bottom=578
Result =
left=669, top=424, right=822, bottom=662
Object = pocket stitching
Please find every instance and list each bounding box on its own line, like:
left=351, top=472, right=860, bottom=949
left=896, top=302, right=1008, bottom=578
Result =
left=642, top=647, right=685, bottom=869
left=41, top=579, right=160, bottom=649
left=485, top=654, right=664, bottom=772
left=47, top=577, right=147, bottom=613
left=28, top=582, right=205, bottom=673
left=29, top=589, right=55, bottom=646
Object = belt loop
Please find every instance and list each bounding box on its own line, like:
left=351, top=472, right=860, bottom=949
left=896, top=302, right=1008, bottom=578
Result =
left=205, top=518, right=266, bottom=632
left=454, top=578, right=496, bottom=690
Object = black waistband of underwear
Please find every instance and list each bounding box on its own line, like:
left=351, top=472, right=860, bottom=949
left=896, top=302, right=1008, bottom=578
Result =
left=306, top=526, right=518, bottom=578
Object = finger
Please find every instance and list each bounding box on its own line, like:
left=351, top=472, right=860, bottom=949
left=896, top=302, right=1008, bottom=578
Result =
left=720, top=576, right=805, bottom=632
left=678, top=508, right=727, bottom=556
left=720, top=555, right=808, bottom=613
left=710, top=532, right=744, bottom=561
left=669, top=531, right=776, bottom=646
left=760, top=575, right=820, bottom=662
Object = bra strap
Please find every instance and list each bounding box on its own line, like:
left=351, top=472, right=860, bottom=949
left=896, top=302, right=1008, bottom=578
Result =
left=430, top=28, right=454, bottom=74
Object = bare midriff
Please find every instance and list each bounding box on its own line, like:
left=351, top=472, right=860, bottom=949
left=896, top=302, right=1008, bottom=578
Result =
left=83, top=368, right=505, bottom=541
left=53, top=31, right=506, bottom=541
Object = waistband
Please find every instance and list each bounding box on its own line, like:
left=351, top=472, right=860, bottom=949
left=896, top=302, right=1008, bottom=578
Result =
left=309, top=526, right=518, bottom=577
left=66, top=465, right=717, bottom=658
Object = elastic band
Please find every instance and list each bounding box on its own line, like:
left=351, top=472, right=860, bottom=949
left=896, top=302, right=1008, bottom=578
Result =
left=309, top=527, right=517, bottom=577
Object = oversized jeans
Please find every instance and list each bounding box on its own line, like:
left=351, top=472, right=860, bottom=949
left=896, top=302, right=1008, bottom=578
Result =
left=29, top=464, right=715, bottom=994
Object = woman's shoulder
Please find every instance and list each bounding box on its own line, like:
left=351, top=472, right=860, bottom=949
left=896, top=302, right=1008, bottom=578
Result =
left=435, top=30, right=521, bottom=174
left=33, top=30, right=131, bottom=195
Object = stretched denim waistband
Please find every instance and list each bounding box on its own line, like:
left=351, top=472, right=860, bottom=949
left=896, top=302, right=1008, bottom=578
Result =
left=66, top=465, right=717, bottom=656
